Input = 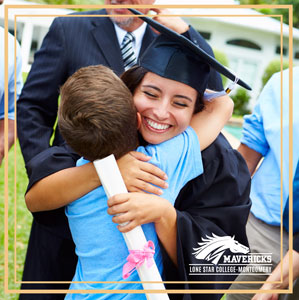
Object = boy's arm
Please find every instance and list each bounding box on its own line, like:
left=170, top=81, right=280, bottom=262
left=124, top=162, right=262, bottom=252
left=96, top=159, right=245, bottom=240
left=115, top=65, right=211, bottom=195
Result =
left=190, top=93, right=234, bottom=151
left=25, top=150, right=167, bottom=212
left=25, top=162, right=99, bottom=212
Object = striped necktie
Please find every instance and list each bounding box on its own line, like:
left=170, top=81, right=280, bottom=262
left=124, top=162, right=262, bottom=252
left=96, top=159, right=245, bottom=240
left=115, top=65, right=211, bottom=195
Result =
left=121, top=32, right=137, bottom=71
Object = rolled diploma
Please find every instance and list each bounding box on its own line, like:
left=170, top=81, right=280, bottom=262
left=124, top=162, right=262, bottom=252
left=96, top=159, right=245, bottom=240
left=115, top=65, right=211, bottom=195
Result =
left=93, top=154, right=169, bottom=300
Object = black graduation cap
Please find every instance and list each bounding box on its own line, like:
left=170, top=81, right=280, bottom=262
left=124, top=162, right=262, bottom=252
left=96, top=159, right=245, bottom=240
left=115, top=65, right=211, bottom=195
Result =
left=139, top=35, right=210, bottom=95
left=129, top=8, right=252, bottom=92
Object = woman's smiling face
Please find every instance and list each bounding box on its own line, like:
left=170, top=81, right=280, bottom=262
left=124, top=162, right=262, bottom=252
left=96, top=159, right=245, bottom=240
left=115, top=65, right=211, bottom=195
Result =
left=133, top=72, right=197, bottom=145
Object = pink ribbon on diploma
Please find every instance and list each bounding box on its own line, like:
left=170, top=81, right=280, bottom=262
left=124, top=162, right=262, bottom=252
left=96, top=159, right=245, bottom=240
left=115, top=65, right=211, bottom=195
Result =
left=123, top=241, right=155, bottom=279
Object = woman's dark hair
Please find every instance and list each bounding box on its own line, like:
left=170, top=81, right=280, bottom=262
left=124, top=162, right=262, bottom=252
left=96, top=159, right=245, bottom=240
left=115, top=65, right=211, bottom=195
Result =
left=120, top=65, right=148, bottom=95
left=121, top=66, right=205, bottom=114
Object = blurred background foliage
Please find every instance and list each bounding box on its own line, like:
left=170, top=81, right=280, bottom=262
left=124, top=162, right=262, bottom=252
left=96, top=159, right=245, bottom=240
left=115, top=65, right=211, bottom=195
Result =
left=27, top=0, right=104, bottom=10
left=238, top=0, right=299, bottom=29
left=261, top=59, right=289, bottom=87
left=213, top=49, right=230, bottom=87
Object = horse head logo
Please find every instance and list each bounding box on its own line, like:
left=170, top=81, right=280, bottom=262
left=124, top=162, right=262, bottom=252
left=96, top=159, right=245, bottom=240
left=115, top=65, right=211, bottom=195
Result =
left=192, top=233, right=249, bottom=265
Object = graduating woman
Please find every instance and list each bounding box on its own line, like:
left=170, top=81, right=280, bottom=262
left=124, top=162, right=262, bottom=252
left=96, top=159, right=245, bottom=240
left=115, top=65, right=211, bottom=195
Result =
left=21, top=17, right=251, bottom=300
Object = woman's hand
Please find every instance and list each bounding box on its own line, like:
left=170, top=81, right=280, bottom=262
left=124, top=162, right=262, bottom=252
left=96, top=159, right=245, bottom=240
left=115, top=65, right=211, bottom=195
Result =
left=117, top=151, right=168, bottom=195
left=107, top=192, right=171, bottom=232
left=107, top=192, right=178, bottom=264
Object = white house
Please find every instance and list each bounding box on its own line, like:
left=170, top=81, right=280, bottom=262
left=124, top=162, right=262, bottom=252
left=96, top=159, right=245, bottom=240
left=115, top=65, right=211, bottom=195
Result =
left=0, top=0, right=73, bottom=72
left=1, top=0, right=298, bottom=107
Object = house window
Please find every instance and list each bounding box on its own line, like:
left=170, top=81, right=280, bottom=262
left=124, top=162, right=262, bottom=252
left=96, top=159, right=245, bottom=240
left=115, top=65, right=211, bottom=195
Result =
left=226, top=39, right=262, bottom=51
left=29, top=26, right=43, bottom=64
left=229, top=57, right=258, bottom=89
left=276, top=46, right=287, bottom=56
left=8, top=28, right=22, bottom=44
left=29, top=40, right=38, bottom=64
left=197, top=31, right=211, bottom=40
left=295, top=51, right=299, bottom=59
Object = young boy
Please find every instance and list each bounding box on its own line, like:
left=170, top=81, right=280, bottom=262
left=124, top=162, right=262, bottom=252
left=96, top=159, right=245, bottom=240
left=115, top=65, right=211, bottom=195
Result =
left=57, top=62, right=233, bottom=299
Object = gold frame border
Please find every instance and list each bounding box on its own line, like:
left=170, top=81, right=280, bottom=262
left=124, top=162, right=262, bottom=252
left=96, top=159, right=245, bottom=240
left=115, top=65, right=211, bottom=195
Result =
left=3, top=3, right=293, bottom=295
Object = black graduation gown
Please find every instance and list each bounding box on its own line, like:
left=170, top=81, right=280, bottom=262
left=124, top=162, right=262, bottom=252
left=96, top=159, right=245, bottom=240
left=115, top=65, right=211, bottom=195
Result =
left=162, top=133, right=251, bottom=300
left=23, top=133, right=251, bottom=300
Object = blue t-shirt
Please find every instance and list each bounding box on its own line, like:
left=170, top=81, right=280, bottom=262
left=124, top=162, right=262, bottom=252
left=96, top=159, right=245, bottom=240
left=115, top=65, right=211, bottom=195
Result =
left=0, top=27, right=23, bottom=120
left=65, top=127, right=202, bottom=299
left=241, top=67, right=299, bottom=228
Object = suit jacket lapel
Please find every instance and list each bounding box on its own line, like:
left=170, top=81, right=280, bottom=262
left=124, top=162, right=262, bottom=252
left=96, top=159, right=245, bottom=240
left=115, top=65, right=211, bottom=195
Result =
left=91, top=12, right=124, bottom=75
left=139, top=26, right=157, bottom=58
left=91, top=12, right=157, bottom=74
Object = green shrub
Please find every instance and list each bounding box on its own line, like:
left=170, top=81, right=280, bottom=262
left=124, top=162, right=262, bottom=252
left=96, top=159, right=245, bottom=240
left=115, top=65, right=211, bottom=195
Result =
left=22, top=72, right=28, bottom=83
left=262, top=59, right=289, bottom=88
left=231, top=88, right=251, bottom=116
left=213, top=49, right=229, bottom=87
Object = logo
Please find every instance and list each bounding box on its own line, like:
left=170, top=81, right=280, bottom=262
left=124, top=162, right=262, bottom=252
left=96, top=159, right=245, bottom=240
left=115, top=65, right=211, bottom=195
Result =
left=189, top=233, right=273, bottom=276
left=192, top=233, right=249, bottom=264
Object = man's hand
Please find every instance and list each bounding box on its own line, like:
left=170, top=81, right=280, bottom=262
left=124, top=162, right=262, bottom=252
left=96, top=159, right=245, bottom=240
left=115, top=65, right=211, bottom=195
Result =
left=251, top=250, right=299, bottom=300
left=0, top=138, right=4, bottom=165
left=150, top=8, right=189, bottom=34
left=0, top=119, right=15, bottom=166
left=251, top=286, right=278, bottom=300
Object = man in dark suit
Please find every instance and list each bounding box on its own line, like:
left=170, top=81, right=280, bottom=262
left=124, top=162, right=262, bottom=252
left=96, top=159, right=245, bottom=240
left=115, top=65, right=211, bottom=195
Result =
left=17, top=2, right=225, bottom=299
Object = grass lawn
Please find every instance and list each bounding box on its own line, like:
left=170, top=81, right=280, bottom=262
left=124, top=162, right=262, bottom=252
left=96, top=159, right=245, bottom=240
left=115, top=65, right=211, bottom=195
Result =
left=1, top=142, right=32, bottom=299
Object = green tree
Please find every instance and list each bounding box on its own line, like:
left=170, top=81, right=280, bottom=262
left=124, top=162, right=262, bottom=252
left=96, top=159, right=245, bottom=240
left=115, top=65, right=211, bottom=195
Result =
left=238, top=0, right=299, bottom=28
left=213, top=49, right=229, bottom=86
left=261, top=59, right=289, bottom=87
left=27, top=0, right=104, bottom=9
left=231, top=88, right=251, bottom=116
